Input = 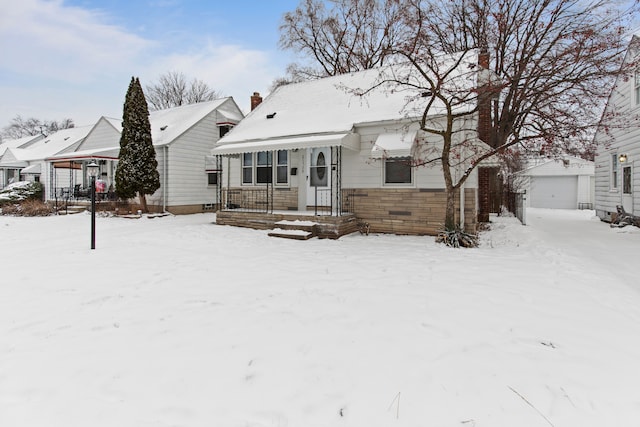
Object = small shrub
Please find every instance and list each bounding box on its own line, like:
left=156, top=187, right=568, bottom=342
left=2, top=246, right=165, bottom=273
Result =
left=1, top=200, right=54, bottom=216
left=436, top=226, right=479, bottom=248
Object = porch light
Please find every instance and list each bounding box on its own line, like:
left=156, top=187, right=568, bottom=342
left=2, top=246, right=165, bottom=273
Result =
left=87, top=161, right=99, bottom=250
left=619, top=153, right=628, bottom=163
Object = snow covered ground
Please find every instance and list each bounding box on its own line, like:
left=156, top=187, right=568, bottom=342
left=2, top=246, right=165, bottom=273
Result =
left=1, top=208, right=639, bottom=427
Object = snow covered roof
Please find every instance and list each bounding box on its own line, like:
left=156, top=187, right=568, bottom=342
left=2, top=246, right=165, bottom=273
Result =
left=518, top=156, right=594, bottom=177
left=0, top=134, right=44, bottom=157
left=150, top=98, right=238, bottom=147
left=47, top=98, right=243, bottom=161
left=214, top=50, right=479, bottom=153
left=0, top=126, right=92, bottom=166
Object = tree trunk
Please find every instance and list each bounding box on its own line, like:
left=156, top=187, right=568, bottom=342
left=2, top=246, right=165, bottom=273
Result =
left=444, top=186, right=457, bottom=231
left=139, top=193, right=149, bottom=213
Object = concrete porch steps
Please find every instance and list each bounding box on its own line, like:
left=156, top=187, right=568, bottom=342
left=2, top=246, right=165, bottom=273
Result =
left=268, top=220, right=318, bottom=240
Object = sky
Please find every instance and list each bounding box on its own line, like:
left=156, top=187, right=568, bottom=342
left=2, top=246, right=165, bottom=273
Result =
left=0, top=0, right=302, bottom=129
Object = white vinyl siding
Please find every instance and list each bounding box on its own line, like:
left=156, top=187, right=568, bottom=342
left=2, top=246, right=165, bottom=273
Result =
left=593, top=41, right=640, bottom=218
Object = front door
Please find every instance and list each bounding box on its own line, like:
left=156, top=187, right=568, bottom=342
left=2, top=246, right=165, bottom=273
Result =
left=622, top=165, right=633, bottom=213
left=307, top=147, right=331, bottom=208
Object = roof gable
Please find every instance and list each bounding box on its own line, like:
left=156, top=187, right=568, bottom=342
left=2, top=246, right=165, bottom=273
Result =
left=150, top=97, right=240, bottom=146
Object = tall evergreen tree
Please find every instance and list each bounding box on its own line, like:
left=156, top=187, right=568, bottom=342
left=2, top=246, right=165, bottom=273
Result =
left=115, top=77, right=160, bottom=213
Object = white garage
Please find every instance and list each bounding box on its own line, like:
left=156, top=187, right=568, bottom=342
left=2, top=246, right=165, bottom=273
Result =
left=518, top=156, right=594, bottom=209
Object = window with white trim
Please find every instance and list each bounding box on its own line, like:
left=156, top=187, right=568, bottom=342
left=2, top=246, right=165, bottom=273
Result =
left=611, top=153, right=619, bottom=190
left=256, top=151, right=273, bottom=184
left=242, top=153, right=253, bottom=184
left=207, top=171, right=219, bottom=185
left=241, top=150, right=289, bottom=185
left=384, top=156, right=413, bottom=184
left=276, top=150, right=288, bottom=184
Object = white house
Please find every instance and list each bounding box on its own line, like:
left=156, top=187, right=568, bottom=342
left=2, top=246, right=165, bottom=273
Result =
left=212, top=52, right=486, bottom=236
left=517, top=156, right=595, bottom=209
left=0, top=134, right=45, bottom=188
left=593, top=35, right=640, bottom=221
left=0, top=126, right=91, bottom=200
left=46, top=98, right=244, bottom=214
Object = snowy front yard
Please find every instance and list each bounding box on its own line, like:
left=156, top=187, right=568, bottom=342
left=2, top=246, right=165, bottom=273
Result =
left=1, top=209, right=639, bottom=427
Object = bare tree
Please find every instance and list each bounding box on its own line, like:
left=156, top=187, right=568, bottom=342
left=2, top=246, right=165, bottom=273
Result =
left=352, top=0, right=635, bottom=238
left=145, top=71, right=223, bottom=110
left=1, top=115, right=75, bottom=140
left=278, top=0, right=402, bottom=81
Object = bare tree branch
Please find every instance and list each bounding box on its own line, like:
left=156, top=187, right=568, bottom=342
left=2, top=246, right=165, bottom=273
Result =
left=144, top=71, right=223, bottom=110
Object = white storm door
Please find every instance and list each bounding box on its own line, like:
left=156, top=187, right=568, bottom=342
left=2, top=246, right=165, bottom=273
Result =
left=307, top=147, right=331, bottom=207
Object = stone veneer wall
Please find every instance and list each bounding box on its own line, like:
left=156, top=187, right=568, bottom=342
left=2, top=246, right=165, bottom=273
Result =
left=272, top=187, right=298, bottom=211
left=216, top=211, right=359, bottom=239
left=345, top=188, right=477, bottom=235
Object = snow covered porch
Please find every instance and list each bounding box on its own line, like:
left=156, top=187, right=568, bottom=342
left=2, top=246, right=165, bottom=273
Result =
left=45, top=148, right=119, bottom=203
left=213, top=138, right=361, bottom=238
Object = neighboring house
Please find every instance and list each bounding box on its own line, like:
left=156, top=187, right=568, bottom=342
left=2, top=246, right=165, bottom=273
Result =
left=517, top=156, right=595, bottom=209
left=0, top=126, right=93, bottom=200
left=0, top=134, right=45, bottom=188
left=212, top=54, right=485, bottom=237
left=45, top=98, right=244, bottom=214
left=593, top=35, right=640, bottom=221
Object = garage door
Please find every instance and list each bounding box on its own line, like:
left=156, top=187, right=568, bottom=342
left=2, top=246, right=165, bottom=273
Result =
left=529, top=176, right=578, bottom=209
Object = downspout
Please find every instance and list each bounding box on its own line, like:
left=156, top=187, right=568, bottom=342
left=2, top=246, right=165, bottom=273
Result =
left=163, top=146, right=168, bottom=212
left=459, top=181, right=465, bottom=231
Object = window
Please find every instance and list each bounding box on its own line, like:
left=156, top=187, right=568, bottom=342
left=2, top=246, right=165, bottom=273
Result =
left=207, top=172, right=219, bottom=185
left=385, top=157, right=412, bottom=184
left=242, top=153, right=253, bottom=184
left=276, top=150, right=288, bottom=184
left=242, top=150, right=289, bottom=185
left=256, top=151, right=273, bottom=184
left=623, top=166, right=632, bottom=194
left=611, top=153, right=619, bottom=189
left=635, top=70, right=640, bottom=106
left=219, top=125, right=231, bottom=138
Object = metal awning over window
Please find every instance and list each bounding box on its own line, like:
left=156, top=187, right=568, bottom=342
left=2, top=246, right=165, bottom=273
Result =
left=212, top=132, right=360, bottom=155
left=46, top=146, right=121, bottom=162
left=20, top=163, right=41, bottom=174
left=371, top=130, right=418, bottom=158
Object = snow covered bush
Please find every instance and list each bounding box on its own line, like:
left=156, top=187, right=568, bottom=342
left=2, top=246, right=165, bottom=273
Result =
left=0, top=181, right=44, bottom=204
left=0, top=181, right=51, bottom=216
left=436, top=226, right=479, bottom=248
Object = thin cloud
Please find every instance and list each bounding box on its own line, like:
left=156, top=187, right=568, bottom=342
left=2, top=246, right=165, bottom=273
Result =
left=0, top=0, right=152, bottom=83
left=143, top=39, right=287, bottom=111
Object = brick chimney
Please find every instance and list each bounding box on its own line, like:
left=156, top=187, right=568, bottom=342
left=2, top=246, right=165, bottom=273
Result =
left=476, top=48, right=500, bottom=223
left=477, top=48, right=493, bottom=147
left=250, top=92, right=263, bottom=111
